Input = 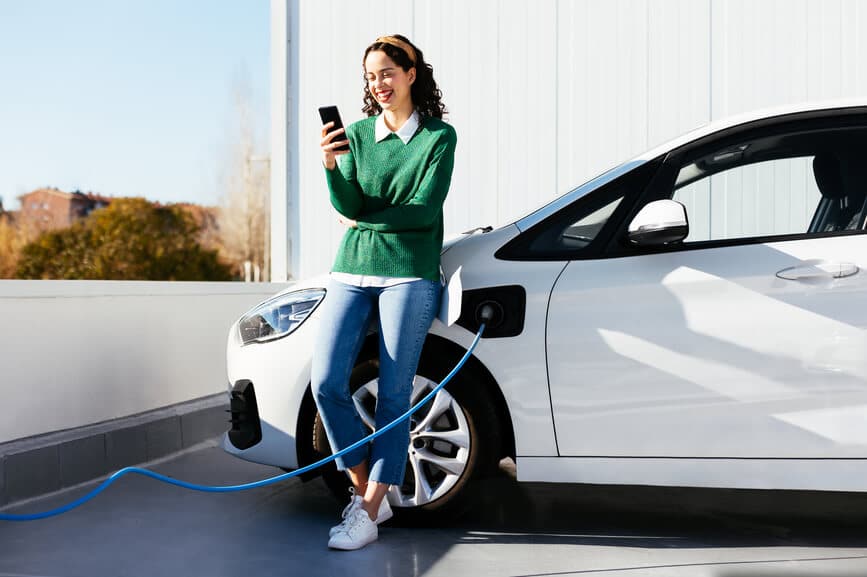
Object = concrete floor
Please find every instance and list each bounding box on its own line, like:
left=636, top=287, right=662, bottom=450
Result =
left=2, top=442, right=867, bottom=577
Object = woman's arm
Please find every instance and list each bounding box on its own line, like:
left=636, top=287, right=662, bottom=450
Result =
left=325, top=151, right=364, bottom=218
left=321, top=121, right=363, bottom=218
left=356, top=130, right=456, bottom=232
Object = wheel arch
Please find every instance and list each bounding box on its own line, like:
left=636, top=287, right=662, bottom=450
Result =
left=294, top=330, right=517, bottom=479
left=417, top=333, right=516, bottom=463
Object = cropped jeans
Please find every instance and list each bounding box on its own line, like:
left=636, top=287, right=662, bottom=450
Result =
left=311, top=278, right=441, bottom=486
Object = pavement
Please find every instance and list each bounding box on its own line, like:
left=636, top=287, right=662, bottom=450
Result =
left=2, top=441, right=867, bottom=577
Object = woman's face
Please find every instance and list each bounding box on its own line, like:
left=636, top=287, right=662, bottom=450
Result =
left=364, top=50, right=415, bottom=112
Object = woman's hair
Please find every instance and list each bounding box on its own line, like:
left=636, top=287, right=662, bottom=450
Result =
left=362, top=34, right=447, bottom=120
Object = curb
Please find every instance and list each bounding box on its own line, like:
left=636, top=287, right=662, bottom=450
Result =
left=0, top=394, right=228, bottom=507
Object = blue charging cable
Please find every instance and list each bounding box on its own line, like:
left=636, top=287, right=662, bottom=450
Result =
left=0, top=324, right=485, bottom=522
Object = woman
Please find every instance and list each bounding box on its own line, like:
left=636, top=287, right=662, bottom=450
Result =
left=313, top=34, right=457, bottom=551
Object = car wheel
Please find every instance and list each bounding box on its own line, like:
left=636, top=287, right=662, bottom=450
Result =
left=312, top=352, right=501, bottom=522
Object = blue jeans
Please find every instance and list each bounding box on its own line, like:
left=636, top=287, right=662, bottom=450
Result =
left=311, top=278, right=441, bottom=486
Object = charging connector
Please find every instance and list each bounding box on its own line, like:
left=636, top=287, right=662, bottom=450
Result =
left=475, top=301, right=504, bottom=329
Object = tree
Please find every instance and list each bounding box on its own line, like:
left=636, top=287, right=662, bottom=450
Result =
left=0, top=216, right=38, bottom=279
left=218, top=82, right=270, bottom=282
left=16, top=197, right=233, bottom=281
left=0, top=218, right=19, bottom=278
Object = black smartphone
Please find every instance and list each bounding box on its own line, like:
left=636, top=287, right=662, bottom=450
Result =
left=318, top=105, right=350, bottom=152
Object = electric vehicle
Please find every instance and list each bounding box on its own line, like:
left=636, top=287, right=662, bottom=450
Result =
left=224, top=101, right=867, bottom=520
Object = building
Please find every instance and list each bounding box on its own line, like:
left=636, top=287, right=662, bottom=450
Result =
left=15, top=188, right=111, bottom=232
left=268, top=0, right=867, bottom=281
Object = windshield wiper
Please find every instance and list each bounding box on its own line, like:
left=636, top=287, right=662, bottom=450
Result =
left=462, top=226, right=493, bottom=234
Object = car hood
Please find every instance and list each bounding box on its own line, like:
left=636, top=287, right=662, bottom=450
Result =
left=440, top=229, right=484, bottom=256
left=258, top=225, right=515, bottom=307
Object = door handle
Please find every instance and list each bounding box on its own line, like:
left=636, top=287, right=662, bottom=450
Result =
left=776, top=262, right=859, bottom=280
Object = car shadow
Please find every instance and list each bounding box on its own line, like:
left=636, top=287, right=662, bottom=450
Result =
left=390, top=461, right=867, bottom=551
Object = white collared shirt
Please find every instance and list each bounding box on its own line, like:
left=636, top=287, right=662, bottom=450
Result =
left=374, top=110, right=421, bottom=144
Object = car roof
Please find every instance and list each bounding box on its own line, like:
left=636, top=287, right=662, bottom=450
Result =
left=634, top=98, right=867, bottom=162
left=513, top=99, right=867, bottom=232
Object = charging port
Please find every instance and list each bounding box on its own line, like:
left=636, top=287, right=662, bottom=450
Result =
left=456, top=285, right=525, bottom=338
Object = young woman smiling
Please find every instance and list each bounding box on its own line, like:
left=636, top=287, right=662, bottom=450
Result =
left=313, top=35, right=457, bottom=551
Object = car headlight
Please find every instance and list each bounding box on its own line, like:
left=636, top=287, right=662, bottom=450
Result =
left=238, top=288, right=326, bottom=345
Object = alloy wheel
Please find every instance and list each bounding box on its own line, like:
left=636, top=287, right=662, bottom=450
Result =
left=351, top=375, right=471, bottom=507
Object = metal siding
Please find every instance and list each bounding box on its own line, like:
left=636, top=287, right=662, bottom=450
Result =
left=270, top=0, right=289, bottom=280
left=414, top=0, right=501, bottom=235
left=296, top=1, right=413, bottom=278
left=498, top=0, right=557, bottom=226
left=701, top=0, right=859, bottom=240
left=287, top=0, right=867, bottom=278
left=557, top=1, right=649, bottom=202
left=647, top=0, right=710, bottom=146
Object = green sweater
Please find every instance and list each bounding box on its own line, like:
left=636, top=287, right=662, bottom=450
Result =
left=324, top=115, right=457, bottom=281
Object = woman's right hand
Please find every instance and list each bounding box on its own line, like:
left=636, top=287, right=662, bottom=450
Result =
left=320, top=121, right=350, bottom=170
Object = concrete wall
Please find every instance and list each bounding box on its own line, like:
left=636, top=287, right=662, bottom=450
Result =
left=269, top=0, right=867, bottom=280
left=0, top=281, right=288, bottom=444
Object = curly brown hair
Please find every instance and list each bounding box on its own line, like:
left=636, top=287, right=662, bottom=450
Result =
left=361, top=35, right=447, bottom=120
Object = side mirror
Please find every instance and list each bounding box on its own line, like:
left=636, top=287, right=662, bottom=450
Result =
left=627, top=200, right=689, bottom=246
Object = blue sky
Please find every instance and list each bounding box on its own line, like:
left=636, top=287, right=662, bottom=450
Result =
left=0, top=0, right=269, bottom=210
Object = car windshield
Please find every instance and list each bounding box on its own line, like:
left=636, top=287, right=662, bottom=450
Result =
left=501, top=160, right=646, bottom=231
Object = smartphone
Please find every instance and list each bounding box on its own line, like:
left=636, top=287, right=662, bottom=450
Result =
left=318, top=105, right=350, bottom=152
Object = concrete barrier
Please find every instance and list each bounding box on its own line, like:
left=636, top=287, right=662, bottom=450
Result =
left=0, top=280, right=289, bottom=443
left=0, top=280, right=289, bottom=505
left=0, top=393, right=230, bottom=506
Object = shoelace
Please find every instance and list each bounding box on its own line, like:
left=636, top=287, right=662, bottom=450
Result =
left=342, top=508, right=372, bottom=536
left=333, top=508, right=361, bottom=537
left=332, top=516, right=352, bottom=536
left=332, top=489, right=360, bottom=535
left=340, top=488, right=356, bottom=518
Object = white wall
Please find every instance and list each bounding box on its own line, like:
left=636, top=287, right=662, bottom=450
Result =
left=269, top=0, right=867, bottom=280
left=0, top=281, right=287, bottom=443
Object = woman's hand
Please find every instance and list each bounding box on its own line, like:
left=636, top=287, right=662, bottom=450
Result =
left=338, top=216, right=357, bottom=228
left=320, top=121, right=350, bottom=170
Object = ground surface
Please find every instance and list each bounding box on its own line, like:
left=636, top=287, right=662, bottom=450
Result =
left=2, top=442, right=866, bottom=577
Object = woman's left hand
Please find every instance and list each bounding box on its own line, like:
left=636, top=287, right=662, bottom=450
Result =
left=338, top=216, right=357, bottom=228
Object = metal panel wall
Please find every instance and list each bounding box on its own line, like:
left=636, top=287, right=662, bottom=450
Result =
left=280, top=0, right=867, bottom=279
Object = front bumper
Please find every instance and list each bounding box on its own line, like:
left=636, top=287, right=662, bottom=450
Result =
left=226, top=379, right=262, bottom=450
left=222, top=309, right=322, bottom=469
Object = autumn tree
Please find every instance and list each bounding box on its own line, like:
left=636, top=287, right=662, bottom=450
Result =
left=218, top=83, right=270, bottom=281
left=0, top=216, right=38, bottom=278
left=16, top=197, right=233, bottom=280
left=0, top=217, right=19, bottom=278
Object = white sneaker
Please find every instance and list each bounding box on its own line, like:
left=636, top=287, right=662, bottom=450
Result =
left=329, top=488, right=363, bottom=538
left=329, top=490, right=394, bottom=537
left=376, top=495, right=394, bottom=525
left=328, top=508, right=378, bottom=551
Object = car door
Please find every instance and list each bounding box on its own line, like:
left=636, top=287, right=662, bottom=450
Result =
left=545, top=115, right=867, bottom=459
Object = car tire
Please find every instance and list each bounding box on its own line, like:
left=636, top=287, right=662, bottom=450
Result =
left=312, top=350, right=501, bottom=524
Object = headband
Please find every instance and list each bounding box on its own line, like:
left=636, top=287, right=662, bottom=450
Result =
left=375, top=35, right=417, bottom=66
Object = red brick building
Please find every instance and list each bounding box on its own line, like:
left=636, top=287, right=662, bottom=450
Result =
left=16, top=188, right=111, bottom=232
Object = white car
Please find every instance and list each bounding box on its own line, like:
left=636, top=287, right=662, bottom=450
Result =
left=224, top=101, right=867, bottom=520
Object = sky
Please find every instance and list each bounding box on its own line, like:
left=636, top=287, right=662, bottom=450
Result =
left=0, top=0, right=270, bottom=211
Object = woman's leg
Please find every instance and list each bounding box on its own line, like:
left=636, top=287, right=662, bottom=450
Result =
left=362, top=279, right=441, bottom=519
left=311, top=280, right=376, bottom=484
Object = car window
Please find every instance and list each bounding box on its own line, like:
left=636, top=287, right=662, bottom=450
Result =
left=556, top=196, right=623, bottom=249
left=496, top=160, right=662, bottom=261
left=668, top=128, right=867, bottom=243
left=673, top=156, right=821, bottom=242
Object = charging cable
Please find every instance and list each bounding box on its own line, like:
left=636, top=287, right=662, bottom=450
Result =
left=1, top=318, right=490, bottom=521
